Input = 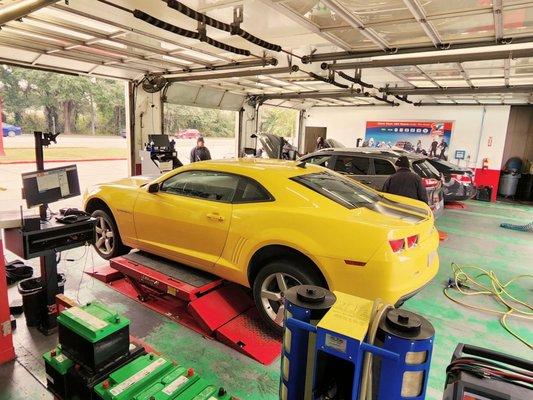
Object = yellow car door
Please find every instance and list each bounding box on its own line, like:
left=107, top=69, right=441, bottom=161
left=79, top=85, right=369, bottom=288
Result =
left=133, top=170, right=237, bottom=270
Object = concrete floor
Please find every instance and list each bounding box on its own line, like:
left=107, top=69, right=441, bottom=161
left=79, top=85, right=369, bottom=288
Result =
left=1, top=200, right=532, bottom=400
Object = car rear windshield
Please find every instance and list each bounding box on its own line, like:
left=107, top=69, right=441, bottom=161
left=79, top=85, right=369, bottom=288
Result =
left=412, top=160, right=441, bottom=179
left=291, top=172, right=380, bottom=209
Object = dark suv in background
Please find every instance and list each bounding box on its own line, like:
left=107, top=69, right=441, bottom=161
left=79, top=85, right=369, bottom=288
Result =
left=299, top=148, right=445, bottom=217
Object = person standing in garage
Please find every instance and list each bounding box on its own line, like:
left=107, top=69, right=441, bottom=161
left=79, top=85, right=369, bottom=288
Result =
left=382, top=156, right=428, bottom=204
left=190, top=137, right=212, bottom=163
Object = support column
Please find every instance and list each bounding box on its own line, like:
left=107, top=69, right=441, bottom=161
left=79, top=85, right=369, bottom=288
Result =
left=238, top=102, right=259, bottom=156
left=0, top=237, right=15, bottom=364
left=132, top=84, right=163, bottom=175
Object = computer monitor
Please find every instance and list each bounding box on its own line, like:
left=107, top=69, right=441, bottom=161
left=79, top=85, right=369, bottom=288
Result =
left=22, top=164, right=81, bottom=208
left=148, top=134, right=170, bottom=148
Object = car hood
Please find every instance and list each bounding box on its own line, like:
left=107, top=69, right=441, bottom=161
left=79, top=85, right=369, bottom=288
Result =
left=101, top=176, right=153, bottom=188
left=258, top=133, right=284, bottom=159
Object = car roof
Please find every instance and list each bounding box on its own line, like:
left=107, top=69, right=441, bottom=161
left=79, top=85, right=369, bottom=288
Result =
left=304, top=148, right=427, bottom=160
left=182, top=158, right=324, bottom=178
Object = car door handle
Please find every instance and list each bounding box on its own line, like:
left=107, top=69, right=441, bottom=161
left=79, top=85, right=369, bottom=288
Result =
left=206, top=213, right=224, bottom=222
left=361, top=180, right=372, bottom=185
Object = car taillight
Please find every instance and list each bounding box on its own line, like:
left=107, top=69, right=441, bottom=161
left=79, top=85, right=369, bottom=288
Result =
left=389, top=239, right=405, bottom=253
left=422, top=178, right=439, bottom=187
left=407, top=235, right=419, bottom=248
left=451, top=173, right=472, bottom=183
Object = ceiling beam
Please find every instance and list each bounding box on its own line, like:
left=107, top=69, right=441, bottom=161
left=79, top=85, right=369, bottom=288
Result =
left=324, top=47, right=533, bottom=70
left=319, top=0, right=390, bottom=50
left=384, top=85, right=533, bottom=95
left=256, top=0, right=350, bottom=50
left=493, top=0, right=504, bottom=42
left=302, top=36, right=533, bottom=63
left=402, top=0, right=442, bottom=46
left=456, top=63, right=475, bottom=88
left=504, top=58, right=511, bottom=86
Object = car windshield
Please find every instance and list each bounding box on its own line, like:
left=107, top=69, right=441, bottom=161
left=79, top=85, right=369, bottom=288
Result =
left=292, top=172, right=380, bottom=209
left=412, top=160, right=441, bottom=179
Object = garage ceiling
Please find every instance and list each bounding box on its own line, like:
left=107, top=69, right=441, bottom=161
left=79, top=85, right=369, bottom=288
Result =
left=0, top=0, right=532, bottom=108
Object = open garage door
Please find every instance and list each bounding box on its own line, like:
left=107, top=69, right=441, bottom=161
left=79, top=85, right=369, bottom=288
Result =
left=162, top=83, right=246, bottom=164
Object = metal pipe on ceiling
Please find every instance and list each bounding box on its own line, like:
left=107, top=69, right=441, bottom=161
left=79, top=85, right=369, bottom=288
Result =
left=257, top=89, right=368, bottom=101
left=166, top=65, right=299, bottom=82
left=0, top=0, right=59, bottom=25
left=324, top=47, right=533, bottom=70
left=414, top=102, right=528, bottom=107
left=311, top=103, right=397, bottom=108
left=384, top=85, right=533, bottom=95
left=166, top=58, right=278, bottom=75
left=302, top=36, right=533, bottom=64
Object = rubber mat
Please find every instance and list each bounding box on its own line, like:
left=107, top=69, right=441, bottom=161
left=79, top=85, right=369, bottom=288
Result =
left=123, top=251, right=218, bottom=288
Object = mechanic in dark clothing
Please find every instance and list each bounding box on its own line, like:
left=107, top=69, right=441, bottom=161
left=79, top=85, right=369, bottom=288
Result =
left=190, top=137, right=211, bottom=163
left=382, top=156, right=428, bottom=204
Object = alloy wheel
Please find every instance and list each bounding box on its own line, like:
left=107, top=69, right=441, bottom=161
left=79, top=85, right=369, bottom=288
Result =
left=260, top=272, right=302, bottom=326
left=95, top=216, right=114, bottom=256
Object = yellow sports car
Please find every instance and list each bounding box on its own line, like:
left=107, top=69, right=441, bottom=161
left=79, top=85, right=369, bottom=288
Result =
left=83, top=159, right=439, bottom=330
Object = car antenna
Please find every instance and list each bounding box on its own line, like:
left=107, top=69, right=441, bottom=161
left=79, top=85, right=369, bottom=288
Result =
left=296, top=161, right=306, bottom=168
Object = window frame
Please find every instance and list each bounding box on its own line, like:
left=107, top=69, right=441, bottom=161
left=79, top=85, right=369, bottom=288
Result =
left=370, top=158, right=396, bottom=176
left=159, top=169, right=274, bottom=204
left=332, top=154, right=371, bottom=176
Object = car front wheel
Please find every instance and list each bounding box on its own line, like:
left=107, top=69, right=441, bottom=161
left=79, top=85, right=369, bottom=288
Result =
left=252, top=259, right=326, bottom=333
left=92, top=209, right=130, bottom=260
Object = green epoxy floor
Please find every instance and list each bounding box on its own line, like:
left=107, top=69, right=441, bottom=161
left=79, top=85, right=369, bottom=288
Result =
left=1, top=200, right=532, bottom=400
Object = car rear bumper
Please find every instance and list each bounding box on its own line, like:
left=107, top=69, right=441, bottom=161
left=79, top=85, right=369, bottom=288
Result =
left=444, top=184, right=477, bottom=202
left=317, top=229, right=439, bottom=305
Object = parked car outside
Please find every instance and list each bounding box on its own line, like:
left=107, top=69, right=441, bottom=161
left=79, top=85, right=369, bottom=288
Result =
left=176, top=129, right=201, bottom=139
left=299, top=148, right=445, bottom=218
left=84, top=159, right=439, bottom=331
left=427, top=158, right=476, bottom=202
left=2, top=123, right=22, bottom=137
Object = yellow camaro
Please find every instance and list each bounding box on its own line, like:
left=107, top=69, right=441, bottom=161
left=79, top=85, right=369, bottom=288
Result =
left=83, top=159, right=439, bottom=330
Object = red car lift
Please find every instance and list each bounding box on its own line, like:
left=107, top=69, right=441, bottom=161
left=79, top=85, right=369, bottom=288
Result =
left=88, top=252, right=281, bottom=365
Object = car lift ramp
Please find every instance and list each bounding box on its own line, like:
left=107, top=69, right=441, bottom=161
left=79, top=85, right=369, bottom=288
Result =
left=88, top=251, right=281, bottom=365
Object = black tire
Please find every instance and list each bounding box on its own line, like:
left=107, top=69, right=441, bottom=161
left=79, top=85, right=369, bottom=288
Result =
left=91, top=209, right=130, bottom=260
left=252, top=259, right=326, bottom=333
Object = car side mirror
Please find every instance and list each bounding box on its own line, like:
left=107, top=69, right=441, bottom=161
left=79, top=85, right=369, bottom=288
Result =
left=148, top=183, right=160, bottom=193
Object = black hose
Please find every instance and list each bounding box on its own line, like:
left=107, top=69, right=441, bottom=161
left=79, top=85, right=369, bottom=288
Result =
left=166, top=0, right=282, bottom=52
left=133, top=9, right=251, bottom=56
left=336, top=71, right=374, bottom=89
left=394, top=95, right=414, bottom=104
left=308, top=72, right=349, bottom=89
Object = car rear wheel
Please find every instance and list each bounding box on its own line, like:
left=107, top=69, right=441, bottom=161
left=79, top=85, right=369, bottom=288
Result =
left=252, top=259, right=326, bottom=333
left=91, top=209, right=130, bottom=260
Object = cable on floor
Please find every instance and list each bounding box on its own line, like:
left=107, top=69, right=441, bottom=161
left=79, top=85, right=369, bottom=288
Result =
left=444, top=262, right=533, bottom=349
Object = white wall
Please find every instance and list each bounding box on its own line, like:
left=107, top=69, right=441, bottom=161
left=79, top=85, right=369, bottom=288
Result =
left=305, top=104, right=511, bottom=170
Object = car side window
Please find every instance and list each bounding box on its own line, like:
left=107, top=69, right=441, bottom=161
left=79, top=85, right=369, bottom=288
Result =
left=373, top=159, right=396, bottom=175
left=160, top=170, right=240, bottom=203
left=304, top=155, right=333, bottom=168
left=234, top=178, right=273, bottom=203
left=334, top=156, right=370, bottom=175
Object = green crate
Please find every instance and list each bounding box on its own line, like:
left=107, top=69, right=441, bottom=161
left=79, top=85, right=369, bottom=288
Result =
left=131, top=366, right=200, bottom=400
left=173, top=378, right=233, bottom=400
left=94, top=353, right=175, bottom=400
